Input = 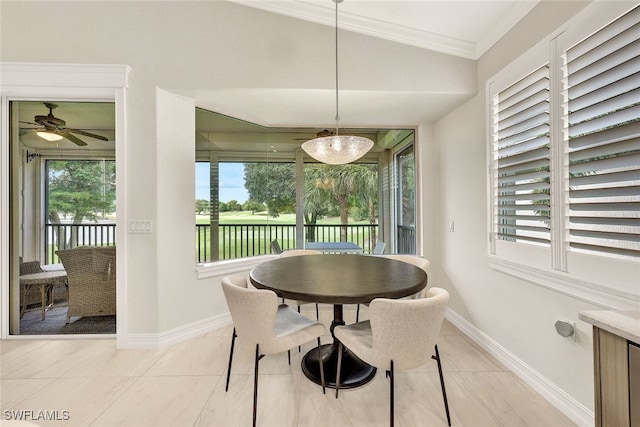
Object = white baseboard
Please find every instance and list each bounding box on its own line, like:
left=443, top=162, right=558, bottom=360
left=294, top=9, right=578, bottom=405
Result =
left=445, top=308, right=594, bottom=427
left=117, top=312, right=231, bottom=350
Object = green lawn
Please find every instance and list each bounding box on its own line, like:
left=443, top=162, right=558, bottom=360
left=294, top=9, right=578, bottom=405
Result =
left=196, top=211, right=370, bottom=225
left=195, top=211, right=378, bottom=261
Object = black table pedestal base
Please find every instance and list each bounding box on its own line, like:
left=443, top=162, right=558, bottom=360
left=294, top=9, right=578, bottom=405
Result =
left=301, top=342, right=376, bottom=389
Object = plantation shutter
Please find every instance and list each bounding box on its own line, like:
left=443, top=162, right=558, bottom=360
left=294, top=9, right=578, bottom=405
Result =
left=492, top=65, right=551, bottom=246
left=563, top=5, right=640, bottom=258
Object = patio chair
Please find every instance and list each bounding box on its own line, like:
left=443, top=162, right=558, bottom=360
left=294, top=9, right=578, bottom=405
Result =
left=19, top=258, right=45, bottom=317
left=372, top=240, right=386, bottom=254
left=56, top=246, right=116, bottom=323
left=270, top=239, right=283, bottom=254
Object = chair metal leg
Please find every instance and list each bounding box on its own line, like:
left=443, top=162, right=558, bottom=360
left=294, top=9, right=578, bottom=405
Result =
left=386, top=360, right=395, bottom=427
left=288, top=350, right=291, bottom=365
left=356, top=304, right=360, bottom=322
left=315, top=303, right=319, bottom=321
left=225, top=328, right=237, bottom=392
left=432, top=344, right=451, bottom=426
left=317, top=337, right=326, bottom=394
left=335, top=341, right=344, bottom=398
left=253, top=344, right=264, bottom=427
left=298, top=305, right=302, bottom=352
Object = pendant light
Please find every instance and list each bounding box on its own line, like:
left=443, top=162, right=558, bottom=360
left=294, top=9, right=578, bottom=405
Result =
left=301, top=0, right=374, bottom=165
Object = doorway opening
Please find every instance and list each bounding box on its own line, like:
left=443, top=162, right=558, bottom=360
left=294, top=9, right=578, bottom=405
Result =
left=10, top=100, right=116, bottom=336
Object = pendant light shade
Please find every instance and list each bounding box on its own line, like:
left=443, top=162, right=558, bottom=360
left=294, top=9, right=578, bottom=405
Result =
left=302, top=134, right=373, bottom=165
left=301, top=0, right=374, bottom=165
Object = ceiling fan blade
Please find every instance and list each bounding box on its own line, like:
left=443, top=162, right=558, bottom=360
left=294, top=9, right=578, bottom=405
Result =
left=67, top=128, right=108, bottom=141
left=61, top=132, right=88, bottom=147
left=19, top=120, right=40, bottom=126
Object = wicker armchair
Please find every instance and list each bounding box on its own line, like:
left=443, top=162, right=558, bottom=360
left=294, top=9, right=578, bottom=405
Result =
left=56, top=246, right=116, bottom=323
left=19, top=258, right=45, bottom=316
left=19, top=258, right=68, bottom=307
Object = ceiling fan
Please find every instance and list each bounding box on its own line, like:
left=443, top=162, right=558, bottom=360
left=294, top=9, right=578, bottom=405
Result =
left=19, top=102, right=108, bottom=146
left=294, top=129, right=335, bottom=140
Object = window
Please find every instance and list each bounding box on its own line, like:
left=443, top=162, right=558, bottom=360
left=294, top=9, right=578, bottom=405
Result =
left=563, top=6, right=640, bottom=259
left=488, top=3, right=639, bottom=304
left=46, top=159, right=116, bottom=262
left=491, top=65, right=550, bottom=247
left=396, top=142, right=417, bottom=254
left=195, top=109, right=413, bottom=264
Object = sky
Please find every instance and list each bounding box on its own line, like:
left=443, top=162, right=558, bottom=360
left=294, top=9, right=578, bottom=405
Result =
left=195, top=162, right=248, bottom=203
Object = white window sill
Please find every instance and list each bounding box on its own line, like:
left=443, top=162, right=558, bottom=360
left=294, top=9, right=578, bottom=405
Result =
left=196, top=254, right=279, bottom=280
left=489, top=256, right=640, bottom=311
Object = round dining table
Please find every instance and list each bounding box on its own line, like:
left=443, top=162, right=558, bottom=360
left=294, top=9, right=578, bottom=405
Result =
left=249, top=253, right=428, bottom=389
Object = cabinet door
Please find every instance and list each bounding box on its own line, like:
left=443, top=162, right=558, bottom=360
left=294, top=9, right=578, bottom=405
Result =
left=630, top=343, right=640, bottom=427
left=596, top=328, right=629, bottom=427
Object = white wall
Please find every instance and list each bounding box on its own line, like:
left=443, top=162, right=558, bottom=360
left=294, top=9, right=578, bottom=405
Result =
left=426, top=1, right=639, bottom=419
left=3, top=0, right=635, bottom=420
left=428, top=93, right=600, bottom=415
left=0, top=1, right=473, bottom=337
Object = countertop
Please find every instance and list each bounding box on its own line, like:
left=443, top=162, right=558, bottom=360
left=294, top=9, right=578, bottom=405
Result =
left=579, top=310, right=640, bottom=344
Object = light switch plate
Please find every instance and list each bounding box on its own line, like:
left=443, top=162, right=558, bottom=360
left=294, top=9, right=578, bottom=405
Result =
left=129, top=220, right=153, bottom=233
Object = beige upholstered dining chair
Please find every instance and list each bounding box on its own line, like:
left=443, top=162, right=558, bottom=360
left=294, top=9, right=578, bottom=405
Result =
left=335, top=288, right=451, bottom=427
left=356, top=254, right=431, bottom=322
left=221, top=274, right=326, bottom=427
left=279, top=249, right=322, bottom=320
left=383, top=254, right=431, bottom=298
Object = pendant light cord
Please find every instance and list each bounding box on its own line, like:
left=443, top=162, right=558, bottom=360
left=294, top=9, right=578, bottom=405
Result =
left=334, top=0, right=340, bottom=136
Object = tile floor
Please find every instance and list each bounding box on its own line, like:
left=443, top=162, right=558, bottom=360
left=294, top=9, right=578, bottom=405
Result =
left=1, top=305, right=577, bottom=426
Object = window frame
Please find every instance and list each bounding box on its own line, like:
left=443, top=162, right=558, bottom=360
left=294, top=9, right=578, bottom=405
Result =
left=486, top=2, right=640, bottom=311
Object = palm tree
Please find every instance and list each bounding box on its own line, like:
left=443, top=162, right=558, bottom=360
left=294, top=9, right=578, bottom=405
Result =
left=305, top=164, right=377, bottom=242
left=354, top=164, right=379, bottom=243
left=304, top=167, right=333, bottom=242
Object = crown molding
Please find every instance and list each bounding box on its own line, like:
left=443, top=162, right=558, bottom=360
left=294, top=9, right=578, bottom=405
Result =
left=229, top=0, right=539, bottom=60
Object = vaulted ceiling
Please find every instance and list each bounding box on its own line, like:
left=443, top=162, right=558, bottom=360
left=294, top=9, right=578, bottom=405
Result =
left=230, top=0, right=539, bottom=60
left=15, top=1, right=540, bottom=151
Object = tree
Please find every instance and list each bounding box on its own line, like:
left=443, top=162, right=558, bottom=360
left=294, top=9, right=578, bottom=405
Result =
left=227, top=200, right=242, bottom=211
left=303, top=166, right=333, bottom=241
left=304, top=164, right=378, bottom=241
left=195, top=199, right=210, bottom=214
left=243, top=199, right=265, bottom=214
left=244, top=163, right=295, bottom=217
left=47, top=160, right=116, bottom=248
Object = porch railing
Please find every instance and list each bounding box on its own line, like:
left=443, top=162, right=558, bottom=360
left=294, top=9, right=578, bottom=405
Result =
left=45, top=223, right=116, bottom=264
left=397, top=225, right=416, bottom=254
left=44, top=222, right=414, bottom=264
left=196, top=223, right=380, bottom=263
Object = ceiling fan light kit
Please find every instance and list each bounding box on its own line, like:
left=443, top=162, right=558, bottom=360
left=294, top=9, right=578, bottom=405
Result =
left=301, top=0, right=374, bottom=165
left=36, top=131, right=63, bottom=142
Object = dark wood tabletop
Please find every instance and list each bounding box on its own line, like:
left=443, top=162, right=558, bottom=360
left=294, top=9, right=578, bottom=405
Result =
left=249, top=254, right=427, bottom=304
